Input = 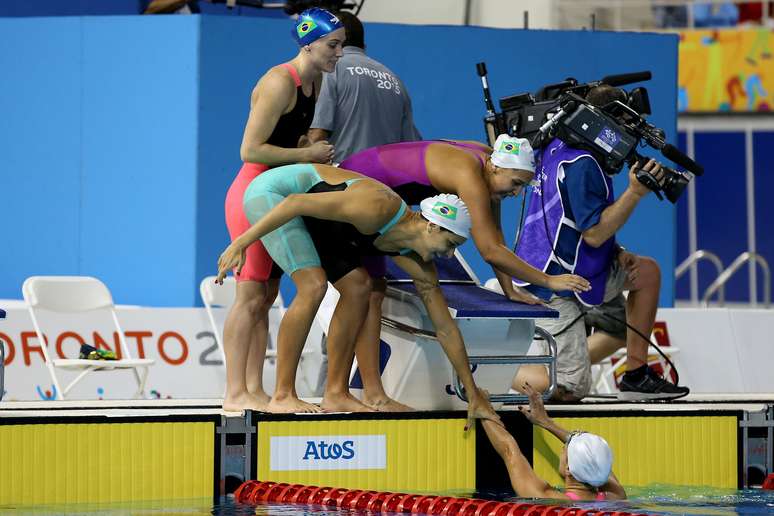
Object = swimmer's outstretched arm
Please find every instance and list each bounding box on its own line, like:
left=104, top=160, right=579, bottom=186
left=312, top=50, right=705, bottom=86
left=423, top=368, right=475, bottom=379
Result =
left=455, top=177, right=591, bottom=296
left=481, top=418, right=559, bottom=498
left=216, top=191, right=370, bottom=283
left=390, top=253, right=501, bottom=430
left=517, top=384, right=626, bottom=499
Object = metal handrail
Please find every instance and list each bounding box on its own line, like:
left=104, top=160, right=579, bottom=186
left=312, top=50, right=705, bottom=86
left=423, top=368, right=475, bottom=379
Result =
left=381, top=315, right=557, bottom=404
left=702, top=252, right=771, bottom=308
left=454, top=326, right=558, bottom=404
left=675, top=250, right=725, bottom=304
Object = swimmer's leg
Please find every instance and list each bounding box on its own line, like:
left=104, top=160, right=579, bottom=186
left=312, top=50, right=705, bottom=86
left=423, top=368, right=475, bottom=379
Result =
left=267, top=267, right=327, bottom=414
left=321, top=267, right=376, bottom=413
left=222, top=279, right=277, bottom=412
left=355, top=278, right=414, bottom=411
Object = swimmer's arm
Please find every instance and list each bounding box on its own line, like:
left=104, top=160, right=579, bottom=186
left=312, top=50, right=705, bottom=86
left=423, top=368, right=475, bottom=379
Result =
left=240, top=72, right=316, bottom=166
left=390, top=254, right=476, bottom=392
left=234, top=191, right=360, bottom=249
left=389, top=254, right=494, bottom=420
left=457, top=177, right=551, bottom=290
left=600, top=473, right=626, bottom=499
left=481, top=419, right=560, bottom=499
left=489, top=201, right=523, bottom=300
left=218, top=192, right=357, bottom=282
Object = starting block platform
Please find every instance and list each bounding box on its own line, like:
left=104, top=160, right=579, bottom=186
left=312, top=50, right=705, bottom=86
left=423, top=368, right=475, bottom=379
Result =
left=0, top=395, right=772, bottom=506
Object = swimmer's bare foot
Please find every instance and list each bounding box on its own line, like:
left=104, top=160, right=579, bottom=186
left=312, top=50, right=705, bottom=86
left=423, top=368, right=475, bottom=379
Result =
left=267, top=394, right=322, bottom=414
left=321, top=392, right=376, bottom=413
left=247, top=389, right=271, bottom=406
left=363, top=395, right=414, bottom=412
left=222, top=392, right=269, bottom=413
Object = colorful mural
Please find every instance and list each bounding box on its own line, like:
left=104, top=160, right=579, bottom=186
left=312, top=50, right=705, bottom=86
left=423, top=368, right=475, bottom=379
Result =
left=679, top=27, right=773, bottom=112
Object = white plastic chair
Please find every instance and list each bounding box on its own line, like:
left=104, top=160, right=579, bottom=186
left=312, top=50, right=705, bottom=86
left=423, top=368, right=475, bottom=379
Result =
left=22, top=276, right=154, bottom=400
left=199, top=276, right=284, bottom=364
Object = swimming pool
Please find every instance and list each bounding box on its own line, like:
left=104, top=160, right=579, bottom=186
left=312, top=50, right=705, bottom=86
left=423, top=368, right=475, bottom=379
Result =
left=5, top=486, right=774, bottom=515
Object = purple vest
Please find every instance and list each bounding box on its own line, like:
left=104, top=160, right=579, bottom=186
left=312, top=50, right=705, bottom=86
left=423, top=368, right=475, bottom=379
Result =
left=514, top=139, right=616, bottom=306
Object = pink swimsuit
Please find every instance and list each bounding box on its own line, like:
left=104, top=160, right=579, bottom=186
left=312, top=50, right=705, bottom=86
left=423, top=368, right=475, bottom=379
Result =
left=565, top=491, right=607, bottom=501
left=338, top=140, right=487, bottom=205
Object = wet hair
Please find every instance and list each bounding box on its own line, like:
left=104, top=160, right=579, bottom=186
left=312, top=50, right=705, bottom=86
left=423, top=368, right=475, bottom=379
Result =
left=335, top=11, right=365, bottom=49
left=585, top=84, right=627, bottom=108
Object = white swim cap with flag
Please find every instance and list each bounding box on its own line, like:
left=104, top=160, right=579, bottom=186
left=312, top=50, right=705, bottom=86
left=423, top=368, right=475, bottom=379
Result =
left=566, top=432, right=614, bottom=487
left=420, top=194, right=471, bottom=239
left=490, top=134, right=536, bottom=172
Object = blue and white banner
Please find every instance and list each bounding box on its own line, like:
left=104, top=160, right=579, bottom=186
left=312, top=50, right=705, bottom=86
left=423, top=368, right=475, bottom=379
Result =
left=270, top=435, right=387, bottom=471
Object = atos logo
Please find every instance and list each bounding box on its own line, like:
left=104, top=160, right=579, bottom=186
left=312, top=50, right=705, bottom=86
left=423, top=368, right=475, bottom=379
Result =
left=270, top=434, right=386, bottom=471
left=303, top=439, right=355, bottom=460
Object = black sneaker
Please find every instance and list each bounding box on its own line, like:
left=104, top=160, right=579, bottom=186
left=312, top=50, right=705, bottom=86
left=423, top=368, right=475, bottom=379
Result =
left=618, top=367, right=690, bottom=401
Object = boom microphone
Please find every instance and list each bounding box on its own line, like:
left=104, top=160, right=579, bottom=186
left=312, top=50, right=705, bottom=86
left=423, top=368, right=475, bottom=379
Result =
left=601, top=71, right=652, bottom=87
left=662, top=143, right=704, bottom=176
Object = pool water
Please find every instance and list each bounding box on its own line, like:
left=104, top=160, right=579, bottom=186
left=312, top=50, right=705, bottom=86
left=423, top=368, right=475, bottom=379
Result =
left=3, top=486, right=774, bottom=515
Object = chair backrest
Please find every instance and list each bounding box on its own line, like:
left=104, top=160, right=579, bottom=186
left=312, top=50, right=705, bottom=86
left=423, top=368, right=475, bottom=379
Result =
left=22, top=275, right=135, bottom=361
left=200, top=276, right=237, bottom=308
left=23, top=276, right=114, bottom=312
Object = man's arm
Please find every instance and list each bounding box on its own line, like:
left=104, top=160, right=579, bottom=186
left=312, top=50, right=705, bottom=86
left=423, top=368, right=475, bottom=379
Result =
left=582, top=159, right=661, bottom=248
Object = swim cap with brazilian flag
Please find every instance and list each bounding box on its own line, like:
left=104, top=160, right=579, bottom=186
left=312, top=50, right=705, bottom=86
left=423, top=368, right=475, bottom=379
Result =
left=490, top=134, right=536, bottom=172
left=292, top=7, right=343, bottom=46
left=419, top=194, right=471, bottom=239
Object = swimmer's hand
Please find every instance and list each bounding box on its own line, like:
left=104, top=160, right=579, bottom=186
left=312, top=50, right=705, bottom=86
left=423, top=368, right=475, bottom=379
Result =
left=465, top=388, right=502, bottom=432
left=506, top=286, right=543, bottom=305
left=306, top=140, right=335, bottom=164
left=216, top=242, right=247, bottom=284
left=546, top=274, right=591, bottom=293
left=516, top=382, right=551, bottom=428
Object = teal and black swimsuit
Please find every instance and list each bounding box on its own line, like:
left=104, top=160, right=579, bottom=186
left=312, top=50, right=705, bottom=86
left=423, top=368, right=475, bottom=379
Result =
left=242, top=163, right=409, bottom=282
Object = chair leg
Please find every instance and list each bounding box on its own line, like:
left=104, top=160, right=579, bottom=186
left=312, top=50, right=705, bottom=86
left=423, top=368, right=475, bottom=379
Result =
left=63, top=367, right=96, bottom=397
left=133, top=366, right=149, bottom=399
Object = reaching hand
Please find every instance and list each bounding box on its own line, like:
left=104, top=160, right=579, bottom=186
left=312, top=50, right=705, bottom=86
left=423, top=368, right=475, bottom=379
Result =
left=216, top=242, right=247, bottom=284
left=465, top=388, right=502, bottom=432
left=507, top=286, right=543, bottom=305
left=546, top=274, right=591, bottom=293
left=306, top=140, right=335, bottom=164
left=516, top=382, right=551, bottom=428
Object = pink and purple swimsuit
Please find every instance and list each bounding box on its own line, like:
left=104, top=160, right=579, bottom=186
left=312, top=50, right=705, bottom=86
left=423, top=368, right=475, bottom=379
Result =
left=338, top=140, right=487, bottom=205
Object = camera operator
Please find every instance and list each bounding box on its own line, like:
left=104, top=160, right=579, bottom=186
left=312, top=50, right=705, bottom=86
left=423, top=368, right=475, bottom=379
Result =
left=511, top=85, right=690, bottom=402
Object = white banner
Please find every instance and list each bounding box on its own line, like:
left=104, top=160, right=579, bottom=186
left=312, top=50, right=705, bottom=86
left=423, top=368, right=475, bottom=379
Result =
left=0, top=305, right=323, bottom=401
left=270, top=435, right=387, bottom=471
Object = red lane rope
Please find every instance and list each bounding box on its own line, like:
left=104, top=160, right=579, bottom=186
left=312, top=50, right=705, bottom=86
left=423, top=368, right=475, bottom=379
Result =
left=233, top=480, right=652, bottom=516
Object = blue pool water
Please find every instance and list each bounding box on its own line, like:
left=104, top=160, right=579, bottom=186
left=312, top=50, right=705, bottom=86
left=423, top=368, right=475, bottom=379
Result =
left=4, top=487, right=774, bottom=515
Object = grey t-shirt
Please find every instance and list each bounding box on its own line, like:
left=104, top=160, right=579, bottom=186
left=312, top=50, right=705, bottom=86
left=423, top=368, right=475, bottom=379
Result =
left=311, top=46, right=422, bottom=163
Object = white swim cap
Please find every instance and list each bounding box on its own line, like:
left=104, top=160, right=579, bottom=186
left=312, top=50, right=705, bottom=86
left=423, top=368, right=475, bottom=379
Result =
left=567, top=432, right=613, bottom=487
left=419, top=193, right=471, bottom=239
left=490, top=134, right=536, bottom=173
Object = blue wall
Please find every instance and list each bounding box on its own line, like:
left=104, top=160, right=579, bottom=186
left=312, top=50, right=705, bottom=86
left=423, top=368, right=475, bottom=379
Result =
left=676, top=130, right=774, bottom=303
left=0, top=15, right=678, bottom=306
left=1, top=16, right=199, bottom=306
